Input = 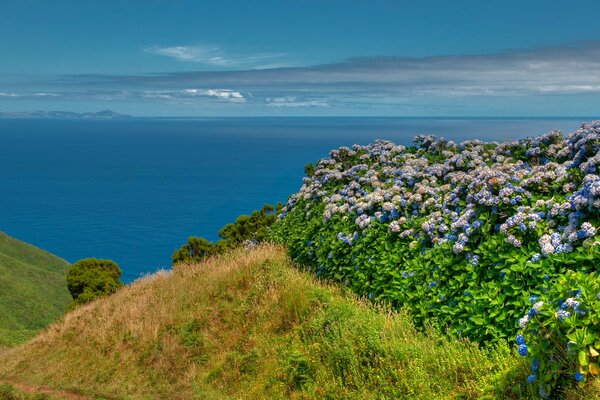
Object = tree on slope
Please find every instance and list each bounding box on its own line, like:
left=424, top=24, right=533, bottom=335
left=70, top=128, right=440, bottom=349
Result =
left=66, top=258, right=123, bottom=307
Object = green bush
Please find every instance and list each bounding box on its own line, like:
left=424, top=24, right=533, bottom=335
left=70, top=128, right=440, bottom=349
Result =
left=517, top=269, right=600, bottom=397
left=172, top=237, right=216, bottom=265
left=172, top=204, right=280, bottom=265
left=66, top=258, right=123, bottom=307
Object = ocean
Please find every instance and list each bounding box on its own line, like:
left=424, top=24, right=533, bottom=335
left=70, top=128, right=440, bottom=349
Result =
left=0, top=117, right=592, bottom=281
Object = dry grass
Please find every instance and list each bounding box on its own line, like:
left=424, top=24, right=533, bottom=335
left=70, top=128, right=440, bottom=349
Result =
left=1, top=244, right=288, bottom=399
left=2, top=243, right=597, bottom=399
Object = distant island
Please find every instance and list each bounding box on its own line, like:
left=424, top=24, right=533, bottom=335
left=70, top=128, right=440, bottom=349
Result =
left=0, top=110, right=132, bottom=119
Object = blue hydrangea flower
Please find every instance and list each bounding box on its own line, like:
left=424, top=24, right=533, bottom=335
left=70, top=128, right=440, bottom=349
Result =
left=518, top=344, right=528, bottom=357
left=557, top=309, right=571, bottom=321
left=529, top=295, right=539, bottom=303
left=575, top=372, right=584, bottom=382
left=531, top=359, right=539, bottom=372
left=516, top=335, right=526, bottom=345
left=527, top=374, right=536, bottom=384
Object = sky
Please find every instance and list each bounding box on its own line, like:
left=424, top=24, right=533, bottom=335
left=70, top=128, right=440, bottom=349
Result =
left=2, top=0, right=600, bottom=116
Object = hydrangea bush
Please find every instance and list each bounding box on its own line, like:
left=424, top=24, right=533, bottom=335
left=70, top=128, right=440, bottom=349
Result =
left=516, top=269, right=600, bottom=397
left=269, top=121, right=600, bottom=395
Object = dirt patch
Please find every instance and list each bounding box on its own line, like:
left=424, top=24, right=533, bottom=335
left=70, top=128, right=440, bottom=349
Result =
left=1, top=379, right=94, bottom=400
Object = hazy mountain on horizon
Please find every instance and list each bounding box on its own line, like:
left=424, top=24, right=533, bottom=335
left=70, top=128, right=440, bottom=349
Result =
left=0, top=110, right=132, bottom=119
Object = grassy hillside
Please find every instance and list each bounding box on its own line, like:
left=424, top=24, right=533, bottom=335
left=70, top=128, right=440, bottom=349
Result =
left=1, top=244, right=597, bottom=399
left=0, top=232, right=71, bottom=347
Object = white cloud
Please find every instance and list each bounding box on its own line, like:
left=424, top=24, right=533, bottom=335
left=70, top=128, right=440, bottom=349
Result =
left=145, top=44, right=287, bottom=69
left=266, top=96, right=329, bottom=107
left=146, top=45, right=222, bottom=63
left=142, top=88, right=246, bottom=103
left=0, top=92, right=61, bottom=98
left=184, top=88, right=245, bottom=101
left=133, top=41, right=600, bottom=97
left=33, top=92, right=62, bottom=97
left=142, top=92, right=174, bottom=99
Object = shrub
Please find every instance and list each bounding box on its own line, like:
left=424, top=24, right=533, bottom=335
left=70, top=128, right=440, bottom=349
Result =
left=66, top=258, right=123, bottom=306
left=269, top=121, right=600, bottom=397
left=516, top=268, right=600, bottom=397
left=172, top=204, right=280, bottom=265
left=172, top=237, right=216, bottom=265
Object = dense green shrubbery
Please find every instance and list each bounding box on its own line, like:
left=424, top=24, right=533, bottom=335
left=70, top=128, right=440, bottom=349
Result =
left=66, top=258, right=123, bottom=307
left=172, top=204, right=279, bottom=264
left=269, top=121, right=600, bottom=397
left=517, top=269, right=600, bottom=397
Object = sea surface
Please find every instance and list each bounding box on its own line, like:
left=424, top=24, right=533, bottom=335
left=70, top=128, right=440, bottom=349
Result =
left=0, top=117, right=593, bottom=281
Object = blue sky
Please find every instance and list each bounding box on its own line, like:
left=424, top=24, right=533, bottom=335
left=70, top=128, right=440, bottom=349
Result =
left=2, top=0, right=600, bottom=116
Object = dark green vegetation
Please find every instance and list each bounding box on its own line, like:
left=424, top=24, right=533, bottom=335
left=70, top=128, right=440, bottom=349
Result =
left=0, top=232, right=71, bottom=347
left=66, top=258, right=123, bottom=308
left=172, top=204, right=279, bottom=264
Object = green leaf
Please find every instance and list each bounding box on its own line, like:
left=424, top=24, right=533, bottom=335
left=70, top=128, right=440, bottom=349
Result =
left=579, top=350, right=589, bottom=367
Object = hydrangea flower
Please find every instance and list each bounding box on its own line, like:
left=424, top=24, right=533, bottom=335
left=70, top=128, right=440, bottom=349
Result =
left=519, top=315, right=530, bottom=329
left=518, top=344, right=529, bottom=357
left=557, top=309, right=571, bottom=322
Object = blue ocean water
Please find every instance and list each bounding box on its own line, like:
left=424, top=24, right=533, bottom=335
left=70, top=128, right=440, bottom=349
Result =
left=0, top=117, right=592, bottom=281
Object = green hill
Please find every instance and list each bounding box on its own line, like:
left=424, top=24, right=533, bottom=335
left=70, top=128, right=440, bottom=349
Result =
left=2, top=244, right=597, bottom=399
left=0, top=232, right=72, bottom=347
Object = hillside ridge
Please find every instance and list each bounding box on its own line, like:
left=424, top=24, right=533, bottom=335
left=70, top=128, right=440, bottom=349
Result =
left=0, top=231, right=71, bottom=347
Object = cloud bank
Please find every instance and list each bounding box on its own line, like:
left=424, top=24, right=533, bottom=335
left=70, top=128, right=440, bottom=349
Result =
left=4, top=41, right=600, bottom=115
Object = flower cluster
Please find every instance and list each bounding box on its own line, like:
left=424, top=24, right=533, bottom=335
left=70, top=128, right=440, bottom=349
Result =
left=280, top=122, right=600, bottom=260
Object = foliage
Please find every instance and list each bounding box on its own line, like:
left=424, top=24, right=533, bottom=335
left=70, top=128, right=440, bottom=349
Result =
left=304, top=162, right=316, bottom=177
left=517, top=269, right=600, bottom=398
left=269, top=121, right=600, bottom=397
left=0, top=232, right=71, bottom=346
left=172, top=204, right=280, bottom=264
left=172, top=237, right=216, bottom=265
left=66, top=258, right=123, bottom=307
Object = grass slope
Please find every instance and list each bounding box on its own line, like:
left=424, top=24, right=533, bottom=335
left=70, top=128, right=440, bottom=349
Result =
left=0, top=245, right=554, bottom=399
left=2, top=245, right=598, bottom=399
left=0, top=232, right=71, bottom=347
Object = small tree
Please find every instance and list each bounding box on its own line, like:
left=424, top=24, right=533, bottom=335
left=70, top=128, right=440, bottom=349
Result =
left=172, top=237, right=216, bottom=265
left=217, top=204, right=278, bottom=251
left=304, top=162, right=316, bottom=177
left=66, top=258, right=123, bottom=307
left=172, top=204, right=281, bottom=265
